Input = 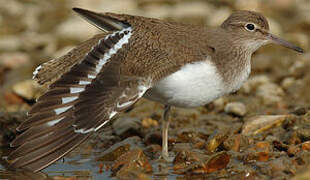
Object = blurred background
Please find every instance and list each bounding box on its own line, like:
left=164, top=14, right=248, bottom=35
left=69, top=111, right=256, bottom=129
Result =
left=0, top=0, right=309, bottom=111
left=0, top=0, right=310, bottom=179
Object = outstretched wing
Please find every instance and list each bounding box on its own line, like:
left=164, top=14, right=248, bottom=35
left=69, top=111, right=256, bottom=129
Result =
left=8, top=22, right=150, bottom=172
left=32, top=8, right=129, bottom=86
left=33, top=33, right=105, bottom=86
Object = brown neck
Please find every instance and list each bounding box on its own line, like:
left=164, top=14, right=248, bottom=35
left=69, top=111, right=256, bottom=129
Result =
left=210, top=29, right=252, bottom=87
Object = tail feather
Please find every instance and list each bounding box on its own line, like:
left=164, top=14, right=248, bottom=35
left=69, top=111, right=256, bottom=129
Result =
left=10, top=129, right=90, bottom=171
left=11, top=116, right=74, bottom=147
left=8, top=126, right=73, bottom=160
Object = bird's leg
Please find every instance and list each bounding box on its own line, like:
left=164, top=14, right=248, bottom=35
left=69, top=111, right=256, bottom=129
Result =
left=161, top=105, right=172, bottom=161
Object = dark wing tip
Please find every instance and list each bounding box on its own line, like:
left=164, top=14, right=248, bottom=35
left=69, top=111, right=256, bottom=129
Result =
left=72, top=7, right=88, bottom=14
left=72, top=7, right=129, bottom=32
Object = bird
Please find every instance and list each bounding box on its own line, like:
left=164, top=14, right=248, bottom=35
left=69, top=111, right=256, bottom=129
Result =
left=7, top=8, right=304, bottom=172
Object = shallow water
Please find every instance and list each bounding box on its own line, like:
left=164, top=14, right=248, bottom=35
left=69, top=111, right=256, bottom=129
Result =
left=0, top=147, right=183, bottom=179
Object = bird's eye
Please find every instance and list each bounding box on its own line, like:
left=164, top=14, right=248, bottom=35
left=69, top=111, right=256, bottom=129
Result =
left=245, top=23, right=256, bottom=32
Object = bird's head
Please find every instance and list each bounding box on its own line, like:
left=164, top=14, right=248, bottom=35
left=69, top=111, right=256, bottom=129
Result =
left=221, top=10, right=303, bottom=53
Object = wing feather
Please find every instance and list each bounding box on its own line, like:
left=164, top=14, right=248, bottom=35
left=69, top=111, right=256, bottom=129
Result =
left=8, top=25, right=151, bottom=172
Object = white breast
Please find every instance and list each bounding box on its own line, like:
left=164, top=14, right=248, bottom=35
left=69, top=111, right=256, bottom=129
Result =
left=144, top=60, right=227, bottom=108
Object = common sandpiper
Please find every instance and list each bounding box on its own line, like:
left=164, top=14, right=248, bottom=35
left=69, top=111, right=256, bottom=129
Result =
left=8, top=8, right=304, bottom=172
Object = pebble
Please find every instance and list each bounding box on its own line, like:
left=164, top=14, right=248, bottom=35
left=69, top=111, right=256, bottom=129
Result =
left=269, top=157, right=295, bottom=177
left=281, top=77, right=296, bottom=89
left=206, top=129, right=229, bottom=152
left=141, top=118, right=158, bottom=128
left=212, top=97, right=227, bottom=111
left=0, top=36, right=21, bottom=51
left=301, top=141, right=310, bottom=151
left=143, top=144, right=162, bottom=159
left=242, top=115, right=289, bottom=136
left=223, top=134, right=240, bottom=152
left=296, top=128, right=310, bottom=141
left=12, top=80, right=43, bottom=100
left=173, top=150, right=205, bottom=173
left=255, top=141, right=271, bottom=152
left=256, top=83, right=284, bottom=105
left=205, top=152, right=230, bottom=173
left=97, top=136, right=143, bottom=161
left=112, top=117, right=141, bottom=138
left=180, top=152, right=230, bottom=174
left=21, top=33, right=57, bottom=55
left=56, top=17, right=99, bottom=40
left=287, top=145, right=301, bottom=156
left=224, top=102, right=247, bottom=116
left=241, top=75, right=271, bottom=94
left=0, top=52, right=30, bottom=69
left=3, top=92, right=24, bottom=105
left=112, top=148, right=152, bottom=178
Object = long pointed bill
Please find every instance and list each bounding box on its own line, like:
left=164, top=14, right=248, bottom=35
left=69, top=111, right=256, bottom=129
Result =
left=267, top=33, right=304, bottom=53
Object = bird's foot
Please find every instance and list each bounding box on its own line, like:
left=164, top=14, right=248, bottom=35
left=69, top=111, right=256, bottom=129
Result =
left=158, top=153, right=174, bottom=163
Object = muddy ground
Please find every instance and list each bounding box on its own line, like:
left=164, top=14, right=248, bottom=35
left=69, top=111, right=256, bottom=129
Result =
left=0, top=0, right=310, bottom=179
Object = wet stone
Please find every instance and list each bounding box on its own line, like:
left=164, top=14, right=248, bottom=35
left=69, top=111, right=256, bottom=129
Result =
left=178, top=151, right=230, bottom=174
left=223, top=134, right=249, bottom=152
left=242, top=115, right=289, bottom=136
left=287, top=145, right=301, bottom=156
left=223, top=134, right=241, bottom=152
left=255, top=141, right=271, bottom=152
left=301, top=141, right=310, bottom=151
left=176, top=127, right=209, bottom=143
left=256, top=152, right=269, bottom=162
left=296, top=127, right=310, bottom=141
left=96, top=136, right=143, bottom=161
left=116, top=170, right=151, bottom=180
left=205, top=129, right=229, bottom=153
left=273, top=140, right=289, bottom=152
left=288, top=131, right=302, bottom=145
left=204, top=152, right=230, bottom=173
left=143, top=144, right=162, bottom=159
left=269, top=157, right=297, bottom=177
left=173, top=150, right=204, bottom=172
left=112, top=148, right=152, bottom=178
left=243, top=151, right=270, bottom=163
left=224, top=102, right=247, bottom=117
